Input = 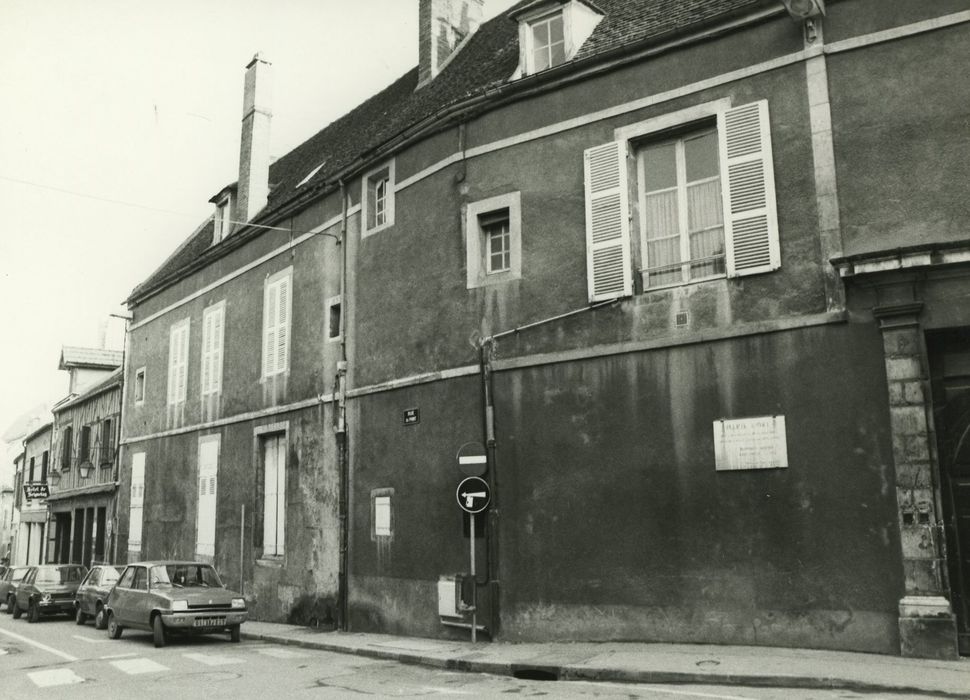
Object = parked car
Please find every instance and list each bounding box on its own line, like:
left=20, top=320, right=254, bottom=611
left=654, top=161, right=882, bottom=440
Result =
left=0, top=566, right=29, bottom=613
left=74, top=564, right=122, bottom=629
left=13, top=564, right=88, bottom=622
left=105, top=561, right=248, bottom=647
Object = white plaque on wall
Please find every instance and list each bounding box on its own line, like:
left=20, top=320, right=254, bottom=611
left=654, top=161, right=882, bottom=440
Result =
left=713, top=415, right=789, bottom=471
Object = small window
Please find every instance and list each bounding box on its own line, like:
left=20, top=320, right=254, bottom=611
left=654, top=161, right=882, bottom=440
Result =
left=371, top=488, right=394, bottom=540
left=362, top=161, right=395, bottom=234
left=465, top=192, right=522, bottom=289
left=100, top=418, right=114, bottom=465
left=41, top=450, right=49, bottom=482
left=134, top=367, right=146, bottom=404
left=530, top=12, right=566, bottom=72
left=214, top=196, right=232, bottom=242
left=326, top=296, right=341, bottom=341
left=28, top=457, right=35, bottom=483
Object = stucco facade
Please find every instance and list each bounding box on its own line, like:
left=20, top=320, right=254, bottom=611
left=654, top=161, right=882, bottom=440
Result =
left=120, top=0, right=970, bottom=657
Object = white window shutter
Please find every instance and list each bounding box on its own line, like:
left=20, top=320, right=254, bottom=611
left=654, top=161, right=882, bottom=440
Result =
left=263, top=284, right=278, bottom=378
left=718, top=101, right=780, bottom=277
left=212, top=307, right=224, bottom=393
left=196, top=439, right=218, bottom=557
left=276, top=276, right=290, bottom=374
left=177, top=323, right=189, bottom=402
left=201, top=312, right=212, bottom=396
left=167, top=329, right=177, bottom=406
left=129, top=453, right=146, bottom=550
left=263, top=437, right=278, bottom=554
left=584, top=141, right=633, bottom=302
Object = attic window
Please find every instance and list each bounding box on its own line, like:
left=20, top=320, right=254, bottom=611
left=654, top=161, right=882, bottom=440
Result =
left=296, top=162, right=326, bottom=188
left=530, top=12, right=566, bottom=72
left=514, top=1, right=603, bottom=78
left=214, top=195, right=232, bottom=243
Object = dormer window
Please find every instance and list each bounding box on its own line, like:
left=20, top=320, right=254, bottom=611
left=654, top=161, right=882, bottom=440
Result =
left=214, top=195, right=232, bottom=243
left=512, top=0, right=603, bottom=78
left=530, top=11, right=566, bottom=72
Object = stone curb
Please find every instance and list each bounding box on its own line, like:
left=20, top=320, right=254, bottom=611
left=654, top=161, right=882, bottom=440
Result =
left=241, top=632, right=966, bottom=698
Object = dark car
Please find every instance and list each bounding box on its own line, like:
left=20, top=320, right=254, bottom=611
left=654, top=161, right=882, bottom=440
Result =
left=74, top=564, right=122, bottom=629
left=13, top=564, right=88, bottom=622
left=105, top=561, right=247, bottom=647
left=0, top=566, right=29, bottom=613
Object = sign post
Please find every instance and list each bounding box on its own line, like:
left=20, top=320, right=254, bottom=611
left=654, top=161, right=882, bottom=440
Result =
left=455, top=475, right=490, bottom=643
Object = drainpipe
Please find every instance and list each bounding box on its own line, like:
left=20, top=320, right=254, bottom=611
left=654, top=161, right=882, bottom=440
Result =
left=479, top=338, right=500, bottom=638
left=336, top=180, right=350, bottom=630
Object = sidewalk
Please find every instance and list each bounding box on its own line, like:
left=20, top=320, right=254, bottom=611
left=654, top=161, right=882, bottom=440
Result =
left=242, top=621, right=970, bottom=696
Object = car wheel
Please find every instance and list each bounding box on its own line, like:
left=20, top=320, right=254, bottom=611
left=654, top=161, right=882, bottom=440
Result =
left=107, top=612, right=123, bottom=639
left=5, top=595, right=13, bottom=614
left=28, top=601, right=39, bottom=623
left=12, top=601, right=22, bottom=619
left=152, top=615, right=167, bottom=648
left=75, top=606, right=86, bottom=625
left=229, top=625, right=241, bottom=643
left=95, top=605, right=107, bottom=630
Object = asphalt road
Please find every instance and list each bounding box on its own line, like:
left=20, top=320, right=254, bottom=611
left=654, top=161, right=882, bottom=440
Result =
left=0, top=603, right=941, bottom=699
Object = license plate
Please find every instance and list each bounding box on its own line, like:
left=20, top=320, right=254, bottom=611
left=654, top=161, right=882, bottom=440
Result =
left=194, top=617, right=226, bottom=627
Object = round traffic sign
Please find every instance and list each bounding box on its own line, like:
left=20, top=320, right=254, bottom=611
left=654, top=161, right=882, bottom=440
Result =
left=456, top=442, right=488, bottom=477
left=456, top=476, right=490, bottom=514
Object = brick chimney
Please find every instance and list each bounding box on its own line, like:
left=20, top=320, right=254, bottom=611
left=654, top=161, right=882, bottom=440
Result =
left=417, top=0, right=484, bottom=87
left=237, top=53, right=273, bottom=224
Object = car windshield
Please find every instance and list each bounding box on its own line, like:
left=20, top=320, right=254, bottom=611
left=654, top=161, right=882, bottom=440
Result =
left=35, top=566, right=85, bottom=584
left=150, top=564, right=223, bottom=589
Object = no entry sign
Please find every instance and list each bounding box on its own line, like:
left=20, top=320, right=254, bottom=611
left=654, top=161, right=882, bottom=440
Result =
left=456, top=442, right=488, bottom=476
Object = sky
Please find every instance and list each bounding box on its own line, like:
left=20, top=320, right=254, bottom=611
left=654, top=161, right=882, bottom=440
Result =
left=0, top=0, right=522, bottom=472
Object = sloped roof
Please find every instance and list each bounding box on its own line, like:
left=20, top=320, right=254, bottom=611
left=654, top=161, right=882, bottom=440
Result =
left=58, top=346, right=124, bottom=370
left=130, top=0, right=770, bottom=303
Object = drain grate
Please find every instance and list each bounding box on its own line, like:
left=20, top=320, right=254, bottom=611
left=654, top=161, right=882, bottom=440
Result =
left=512, top=668, right=560, bottom=681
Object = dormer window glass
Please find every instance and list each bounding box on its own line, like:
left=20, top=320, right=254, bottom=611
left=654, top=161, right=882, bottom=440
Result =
left=531, top=12, right=566, bottom=72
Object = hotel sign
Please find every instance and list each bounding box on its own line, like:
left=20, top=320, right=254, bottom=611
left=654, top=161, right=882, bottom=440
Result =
left=23, top=482, right=50, bottom=500
left=713, top=416, right=789, bottom=471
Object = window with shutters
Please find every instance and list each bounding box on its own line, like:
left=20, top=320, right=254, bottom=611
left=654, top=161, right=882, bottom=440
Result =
left=465, top=192, right=522, bottom=289
left=129, top=452, right=146, bottom=554
left=200, top=301, right=225, bottom=397
left=167, top=318, right=190, bottom=406
left=100, top=418, right=114, bottom=465
left=196, top=436, right=219, bottom=558
left=362, top=160, right=395, bottom=235
left=261, top=268, right=292, bottom=379
left=585, top=99, right=780, bottom=301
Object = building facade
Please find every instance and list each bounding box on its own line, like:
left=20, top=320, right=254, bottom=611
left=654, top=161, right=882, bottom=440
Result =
left=120, top=0, right=970, bottom=658
left=47, top=368, right=123, bottom=567
left=14, top=423, right=52, bottom=566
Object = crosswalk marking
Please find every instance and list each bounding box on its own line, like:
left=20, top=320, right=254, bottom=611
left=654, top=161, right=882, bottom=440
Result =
left=110, top=657, right=169, bottom=674
left=183, top=651, right=245, bottom=666
left=256, top=647, right=308, bottom=659
left=28, top=669, right=85, bottom=687
left=73, top=634, right=110, bottom=644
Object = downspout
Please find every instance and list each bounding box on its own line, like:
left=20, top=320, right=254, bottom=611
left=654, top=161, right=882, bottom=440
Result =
left=479, top=338, right=500, bottom=638
left=336, top=180, right=350, bottom=630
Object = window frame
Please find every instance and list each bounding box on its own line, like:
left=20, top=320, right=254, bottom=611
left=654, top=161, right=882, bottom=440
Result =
left=465, top=191, right=522, bottom=289
left=214, top=194, right=232, bottom=243
left=527, top=10, right=567, bottom=74
left=361, top=160, right=395, bottom=236
left=371, top=488, right=394, bottom=541
left=196, top=434, right=220, bottom=559
left=254, top=423, right=288, bottom=560
left=128, top=452, right=146, bottom=555
left=635, top=127, right=726, bottom=290
left=326, top=295, right=342, bottom=342
left=133, top=367, right=146, bottom=405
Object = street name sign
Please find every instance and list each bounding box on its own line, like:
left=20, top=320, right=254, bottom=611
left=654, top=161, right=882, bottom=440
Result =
left=456, top=476, right=490, bottom=514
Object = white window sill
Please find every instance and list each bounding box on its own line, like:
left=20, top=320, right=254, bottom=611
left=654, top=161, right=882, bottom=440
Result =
left=362, top=221, right=394, bottom=238
left=256, top=556, right=284, bottom=568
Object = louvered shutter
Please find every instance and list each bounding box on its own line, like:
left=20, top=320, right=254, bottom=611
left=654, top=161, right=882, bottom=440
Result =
left=212, top=306, right=224, bottom=393
left=718, top=101, right=780, bottom=277
left=263, top=283, right=278, bottom=377
left=167, top=327, right=178, bottom=406
left=129, top=453, right=145, bottom=551
left=176, top=323, right=189, bottom=402
left=584, top=141, right=633, bottom=302
left=196, top=438, right=218, bottom=557
left=276, top=276, right=290, bottom=374
left=201, top=311, right=213, bottom=396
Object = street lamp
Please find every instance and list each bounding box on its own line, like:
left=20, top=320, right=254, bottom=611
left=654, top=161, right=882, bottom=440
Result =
left=78, top=460, right=94, bottom=479
left=49, top=470, right=61, bottom=487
